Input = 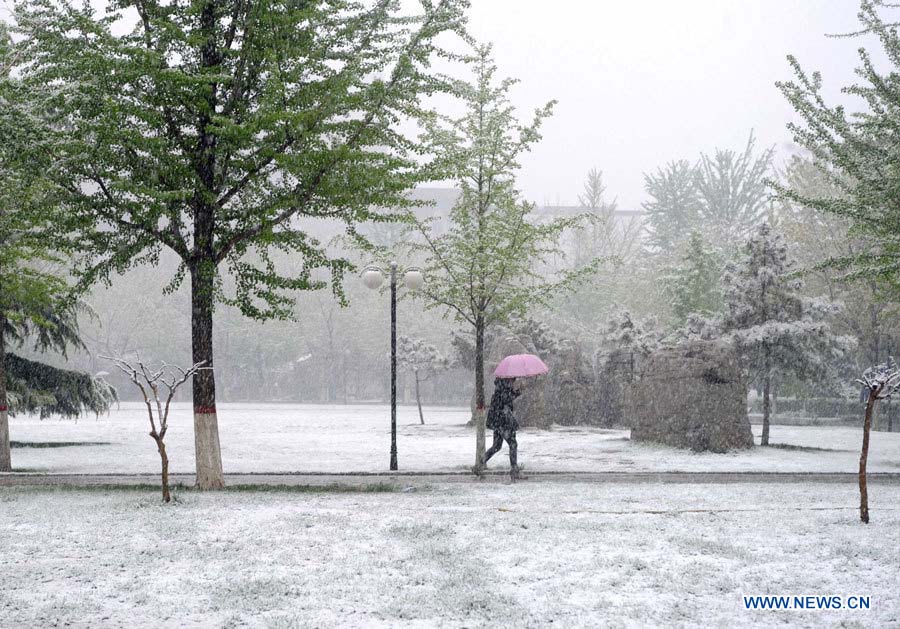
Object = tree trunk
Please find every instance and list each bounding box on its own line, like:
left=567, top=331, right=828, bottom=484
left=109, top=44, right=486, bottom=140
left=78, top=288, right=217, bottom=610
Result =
left=157, top=438, right=171, bottom=503
left=771, top=379, right=777, bottom=420
left=860, top=391, right=876, bottom=524
left=190, top=0, right=224, bottom=489
left=390, top=263, right=397, bottom=471
left=415, top=371, right=424, bottom=425
left=191, top=267, right=224, bottom=489
left=869, top=295, right=880, bottom=367
left=0, top=321, right=10, bottom=472
left=474, top=315, right=486, bottom=471
left=761, top=351, right=771, bottom=446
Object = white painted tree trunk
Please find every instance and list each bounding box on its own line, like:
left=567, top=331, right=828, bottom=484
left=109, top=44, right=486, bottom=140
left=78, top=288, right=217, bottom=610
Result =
left=193, top=411, right=224, bottom=489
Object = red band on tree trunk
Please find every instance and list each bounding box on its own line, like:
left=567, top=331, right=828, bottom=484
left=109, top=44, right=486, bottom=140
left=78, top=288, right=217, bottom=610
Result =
left=0, top=405, right=7, bottom=412
left=194, top=406, right=216, bottom=414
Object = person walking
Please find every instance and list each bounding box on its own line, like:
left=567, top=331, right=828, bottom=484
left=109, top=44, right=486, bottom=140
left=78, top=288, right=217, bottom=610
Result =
left=481, top=376, right=521, bottom=480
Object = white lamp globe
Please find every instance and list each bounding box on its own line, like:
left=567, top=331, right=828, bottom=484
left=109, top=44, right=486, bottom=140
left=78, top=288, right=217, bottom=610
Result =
left=362, top=267, right=384, bottom=290
left=403, top=268, right=425, bottom=291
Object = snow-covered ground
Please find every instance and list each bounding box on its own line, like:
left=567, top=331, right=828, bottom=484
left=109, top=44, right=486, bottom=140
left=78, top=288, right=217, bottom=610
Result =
left=4, top=402, right=898, bottom=475
left=1, top=482, right=897, bottom=627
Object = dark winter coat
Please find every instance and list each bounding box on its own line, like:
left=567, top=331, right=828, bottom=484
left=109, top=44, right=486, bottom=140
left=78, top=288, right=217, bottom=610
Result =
left=486, top=378, right=520, bottom=431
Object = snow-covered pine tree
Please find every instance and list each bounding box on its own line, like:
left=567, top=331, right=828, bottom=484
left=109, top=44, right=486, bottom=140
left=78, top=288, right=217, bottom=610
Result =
left=722, top=224, right=853, bottom=445
left=413, top=45, right=595, bottom=470
left=396, top=336, right=448, bottom=425
left=666, top=231, right=724, bottom=326
left=596, top=310, right=663, bottom=378
left=593, top=310, right=663, bottom=425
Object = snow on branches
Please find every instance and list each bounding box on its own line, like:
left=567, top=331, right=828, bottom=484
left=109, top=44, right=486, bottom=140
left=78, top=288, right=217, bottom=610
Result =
left=857, top=358, right=900, bottom=401
left=397, top=336, right=448, bottom=425
left=104, top=357, right=209, bottom=502
left=856, top=357, right=899, bottom=524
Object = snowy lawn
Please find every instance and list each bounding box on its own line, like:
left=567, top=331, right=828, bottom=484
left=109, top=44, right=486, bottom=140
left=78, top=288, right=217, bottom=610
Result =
left=1, top=482, right=897, bottom=628
left=4, top=402, right=899, bottom=475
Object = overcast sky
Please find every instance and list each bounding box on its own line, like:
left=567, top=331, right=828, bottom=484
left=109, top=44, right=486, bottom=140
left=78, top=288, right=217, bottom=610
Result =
left=462, top=1, right=877, bottom=210
left=2, top=1, right=881, bottom=211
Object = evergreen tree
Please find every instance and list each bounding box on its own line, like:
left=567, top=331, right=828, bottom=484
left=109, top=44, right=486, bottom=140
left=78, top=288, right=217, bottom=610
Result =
left=578, top=168, right=614, bottom=211
left=413, top=45, right=593, bottom=470
left=722, top=224, right=852, bottom=445
left=0, top=23, right=114, bottom=470
left=558, top=168, right=641, bottom=334
left=776, top=0, right=900, bottom=288
left=667, top=232, right=724, bottom=325
left=574, top=168, right=620, bottom=267
left=695, top=132, right=773, bottom=249
left=641, top=160, right=699, bottom=257
left=14, top=0, right=469, bottom=488
left=597, top=310, right=663, bottom=370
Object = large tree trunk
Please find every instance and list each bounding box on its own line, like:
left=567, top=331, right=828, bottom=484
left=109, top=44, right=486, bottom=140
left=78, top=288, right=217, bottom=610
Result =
left=761, top=351, right=771, bottom=446
left=415, top=370, right=424, bottom=425
left=860, top=391, right=876, bottom=524
left=474, top=315, right=486, bottom=471
left=389, top=264, right=397, bottom=471
left=191, top=268, right=224, bottom=489
left=190, top=0, right=224, bottom=490
left=0, top=321, right=11, bottom=472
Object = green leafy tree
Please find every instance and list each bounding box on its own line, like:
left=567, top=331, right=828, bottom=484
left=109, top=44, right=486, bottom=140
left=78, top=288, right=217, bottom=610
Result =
left=667, top=231, right=724, bottom=325
left=413, top=45, right=593, bottom=470
left=0, top=24, right=114, bottom=470
left=15, top=0, right=468, bottom=488
left=777, top=155, right=900, bottom=371
left=776, top=0, right=900, bottom=288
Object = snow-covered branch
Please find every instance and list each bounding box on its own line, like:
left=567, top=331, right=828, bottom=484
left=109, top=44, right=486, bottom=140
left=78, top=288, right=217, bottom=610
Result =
left=857, top=358, right=900, bottom=401
left=101, top=356, right=209, bottom=502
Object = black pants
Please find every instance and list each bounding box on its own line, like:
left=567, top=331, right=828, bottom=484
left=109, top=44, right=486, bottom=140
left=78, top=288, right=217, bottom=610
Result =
left=482, top=429, right=517, bottom=468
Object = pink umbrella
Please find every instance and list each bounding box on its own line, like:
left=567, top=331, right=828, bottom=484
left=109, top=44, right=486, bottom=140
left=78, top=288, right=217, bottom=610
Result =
left=494, top=353, right=549, bottom=379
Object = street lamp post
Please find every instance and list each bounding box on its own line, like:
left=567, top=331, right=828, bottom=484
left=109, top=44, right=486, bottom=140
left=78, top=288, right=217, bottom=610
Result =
left=362, top=262, right=424, bottom=471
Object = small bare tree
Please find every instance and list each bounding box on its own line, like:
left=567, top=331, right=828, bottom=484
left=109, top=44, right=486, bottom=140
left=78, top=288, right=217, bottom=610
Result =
left=105, top=357, right=208, bottom=502
left=397, top=336, right=449, bottom=425
left=856, top=358, right=900, bottom=524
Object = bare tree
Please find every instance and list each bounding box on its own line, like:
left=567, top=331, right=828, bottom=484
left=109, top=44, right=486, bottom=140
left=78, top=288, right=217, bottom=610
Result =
left=106, top=357, right=208, bottom=503
left=856, top=358, right=900, bottom=524
left=397, top=336, right=449, bottom=424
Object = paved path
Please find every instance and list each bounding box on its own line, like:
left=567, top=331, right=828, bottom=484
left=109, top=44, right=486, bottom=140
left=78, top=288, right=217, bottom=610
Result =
left=2, top=471, right=900, bottom=488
